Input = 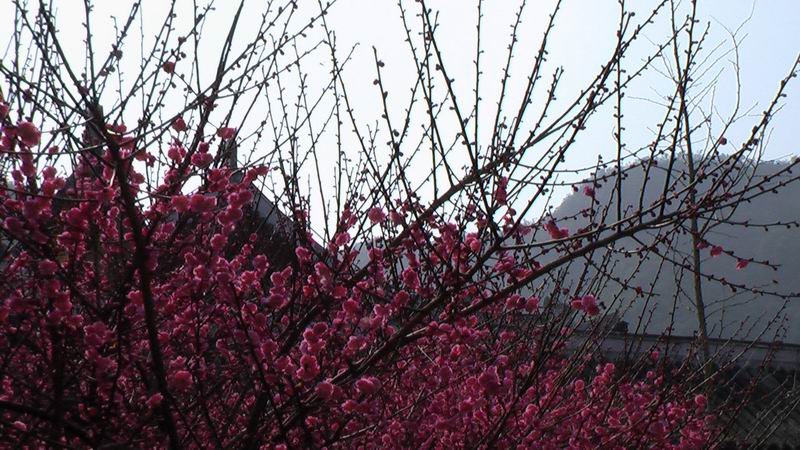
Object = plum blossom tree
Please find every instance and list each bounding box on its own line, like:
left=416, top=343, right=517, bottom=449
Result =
left=0, top=0, right=798, bottom=448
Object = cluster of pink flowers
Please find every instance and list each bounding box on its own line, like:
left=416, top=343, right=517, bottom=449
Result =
left=0, top=120, right=717, bottom=448
left=544, top=219, right=570, bottom=240
left=571, top=294, right=600, bottom=316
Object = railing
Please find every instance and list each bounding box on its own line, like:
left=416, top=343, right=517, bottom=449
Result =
left=569, top=331, right=800, bottom=369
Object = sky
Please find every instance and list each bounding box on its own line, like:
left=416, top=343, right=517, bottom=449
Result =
left=2, top=0, right=799, bottom=232
left=331, top=0, right=800, bottom=159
